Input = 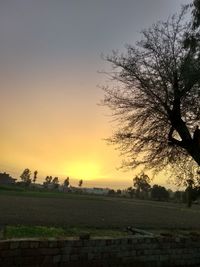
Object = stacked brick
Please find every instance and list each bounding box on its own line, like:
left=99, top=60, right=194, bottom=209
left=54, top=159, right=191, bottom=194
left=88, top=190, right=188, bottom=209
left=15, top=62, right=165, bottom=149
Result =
left=0, top=236, right=200, bottom=266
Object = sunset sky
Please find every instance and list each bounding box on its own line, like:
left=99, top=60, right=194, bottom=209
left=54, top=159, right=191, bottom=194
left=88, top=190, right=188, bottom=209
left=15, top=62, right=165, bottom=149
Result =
left=1, top=0, right=190, bottom=189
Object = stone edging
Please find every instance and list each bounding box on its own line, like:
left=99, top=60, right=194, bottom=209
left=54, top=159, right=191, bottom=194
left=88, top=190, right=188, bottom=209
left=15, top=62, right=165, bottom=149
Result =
left=0, top=235, right=200, bottom=266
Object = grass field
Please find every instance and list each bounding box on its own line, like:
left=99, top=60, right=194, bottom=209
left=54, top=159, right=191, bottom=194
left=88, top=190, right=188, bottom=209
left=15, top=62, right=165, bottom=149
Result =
left=0, top=188, right=200, bottom=238
left=3, top=225, right=128, bottom=239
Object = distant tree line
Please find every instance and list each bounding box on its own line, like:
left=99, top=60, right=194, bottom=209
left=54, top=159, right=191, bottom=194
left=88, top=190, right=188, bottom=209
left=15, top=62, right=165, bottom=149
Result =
left=19, top=168, right=83, bottom=189
left=20, top=169, right=38, bottom=186
left=108, top=172, right=200, bottom=207
left=124, top=173, right=170, bottom=201
left=4, top=168, right=200, bottom=206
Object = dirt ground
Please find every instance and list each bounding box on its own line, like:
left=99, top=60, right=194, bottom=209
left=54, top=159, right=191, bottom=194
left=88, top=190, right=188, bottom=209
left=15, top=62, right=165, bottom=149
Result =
left=0, top=193, right=200, bottom=230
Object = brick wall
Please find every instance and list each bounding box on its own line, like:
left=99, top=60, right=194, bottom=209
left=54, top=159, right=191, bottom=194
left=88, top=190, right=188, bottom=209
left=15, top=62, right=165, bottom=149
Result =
left=0, top=235, right=200, bottom=266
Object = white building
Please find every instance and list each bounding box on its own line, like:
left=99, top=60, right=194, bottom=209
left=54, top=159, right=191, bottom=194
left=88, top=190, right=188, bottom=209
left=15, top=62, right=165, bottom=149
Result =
left=81, top=187, right=110, bottom=195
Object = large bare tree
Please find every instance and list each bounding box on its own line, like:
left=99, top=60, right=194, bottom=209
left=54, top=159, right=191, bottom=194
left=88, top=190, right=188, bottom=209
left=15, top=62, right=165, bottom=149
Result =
left=102, top=8, right=200, bottom=179
left=192, top=0, right=200, bottom=29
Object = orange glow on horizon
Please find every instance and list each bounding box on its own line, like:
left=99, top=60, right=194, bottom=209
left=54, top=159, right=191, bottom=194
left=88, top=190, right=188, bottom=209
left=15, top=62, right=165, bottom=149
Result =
left=62, top=161, right=102, bottom=181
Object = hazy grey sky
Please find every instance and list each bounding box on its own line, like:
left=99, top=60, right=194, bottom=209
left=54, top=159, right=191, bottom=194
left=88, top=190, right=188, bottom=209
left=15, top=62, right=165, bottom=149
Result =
left=0, top=0, right=190, bottom=70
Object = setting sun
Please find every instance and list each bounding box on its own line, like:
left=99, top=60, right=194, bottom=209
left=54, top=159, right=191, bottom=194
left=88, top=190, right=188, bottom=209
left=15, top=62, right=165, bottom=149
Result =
left=63, top=161, right=101, bottom=181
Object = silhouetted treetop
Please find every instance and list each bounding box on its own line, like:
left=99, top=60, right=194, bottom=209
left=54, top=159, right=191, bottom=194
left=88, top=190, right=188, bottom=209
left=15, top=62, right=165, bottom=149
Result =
left=151, top=184, right=169, bottom=201
left=79, top=179, right=83, bottom=187
left=192, top=0, right=200, bottom=29
left=20, top=168, right=31, bottom=185
left=64, top=177, right=70, bottom=187
left=102, top=8, right=200, bottom=177
left=133, top=173, right=151, bottom=195
left=33, top=170, right=38, bottom=183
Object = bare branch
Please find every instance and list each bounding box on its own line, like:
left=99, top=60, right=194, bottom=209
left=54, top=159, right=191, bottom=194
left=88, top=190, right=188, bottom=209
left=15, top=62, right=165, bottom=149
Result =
left=102, top=8, right=200, bottom=179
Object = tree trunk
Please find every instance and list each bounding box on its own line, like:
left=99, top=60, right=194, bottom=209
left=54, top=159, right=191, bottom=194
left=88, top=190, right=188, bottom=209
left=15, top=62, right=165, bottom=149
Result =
left=188, top=144, right=200, bottom=166
left=169, top=98, right=200, bottom=166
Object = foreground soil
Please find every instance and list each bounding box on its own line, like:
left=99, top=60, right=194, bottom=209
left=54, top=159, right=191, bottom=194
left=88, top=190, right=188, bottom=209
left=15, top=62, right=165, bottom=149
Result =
left=0, top=192, right=200, bottom=229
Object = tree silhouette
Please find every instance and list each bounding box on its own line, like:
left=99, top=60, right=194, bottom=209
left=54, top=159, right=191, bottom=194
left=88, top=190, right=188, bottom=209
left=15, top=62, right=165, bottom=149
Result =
left=43, top=176, right=52, bottom=188
left=190, top=0, right=200, bottom=29
left=185, top=179, right=194, bottom=207
left=78, top=179, right=83, bottom=187
left=108, top=189, right=115, bottom=195
left=64, top=177, right=70, bottom=188
left=46, top=176, right=52, bottom=184
left=173, top=158, right=200, bottom=186
left=52, top=177, right=59, bottom=189
left=127, top=187, right=135, bottom=198
left=102, top=8, right=200, bottom=180
left=133, top=173, right=151, bottom=198
left=116, top=189, right=122, bottom=195
left=20, top=169, right=31, bottom=186
left=174, top=191, right=183, bottom=202
left=33, top=170, right=38, bottom=184
left=151, top=184, right=169, bottom=201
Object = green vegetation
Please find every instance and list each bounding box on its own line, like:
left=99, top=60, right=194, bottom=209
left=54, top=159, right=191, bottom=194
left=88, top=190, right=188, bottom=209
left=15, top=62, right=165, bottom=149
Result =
left=3, top=225, right=200, bottom=240
left=5, top=226, right=65, bottom=239
left=0, top=185, right=25, bottom=192
left=0, top=186, right=106, bottom=201
left=3, top=225, right=128, bottom=239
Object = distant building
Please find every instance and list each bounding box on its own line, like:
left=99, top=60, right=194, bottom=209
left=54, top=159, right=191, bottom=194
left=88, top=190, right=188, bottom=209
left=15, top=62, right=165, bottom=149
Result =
left=0, top=172, right=16, bottom=185
left=82, top=187, right=110, bottom=195
left=63, top=186, right=110, bottom=195
left=121, top=189, right=129, bottom=197
left=31, top=183, right=44, bottom=189
left=58, top=185, right=71, bottom=192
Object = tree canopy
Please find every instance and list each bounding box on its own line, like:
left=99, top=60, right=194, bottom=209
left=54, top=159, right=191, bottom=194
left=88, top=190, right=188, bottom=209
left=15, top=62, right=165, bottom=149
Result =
left=20, top=168, right=31, bottom=185
left=133, top=173, right=151, bottom=198
left=151, top=185, right=169, bottom=201
left=64, top=177, right=70, bottom=188
left=192, top=0, right=200, bottom=29
left=102, top=7, right=200, bottom=180
left=79, top=179, right=83, bottom=187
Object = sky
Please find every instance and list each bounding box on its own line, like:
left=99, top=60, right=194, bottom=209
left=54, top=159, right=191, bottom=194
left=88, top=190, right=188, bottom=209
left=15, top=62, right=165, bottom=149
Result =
left=0, top=0, right=190, bottom=189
